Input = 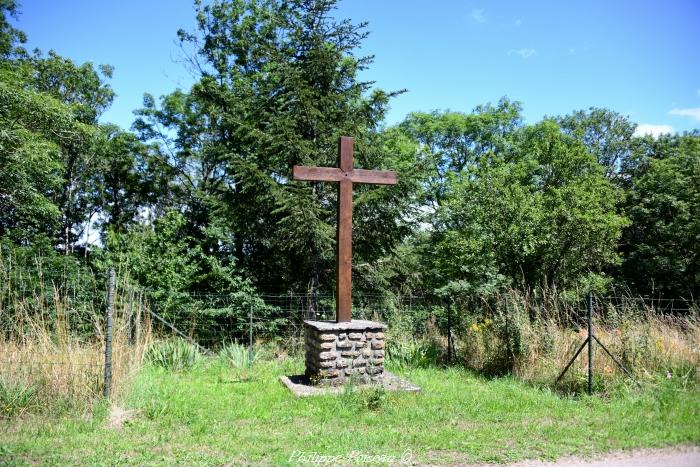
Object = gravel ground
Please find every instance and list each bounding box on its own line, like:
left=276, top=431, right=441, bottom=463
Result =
left=507, top=445, right=700, bottom=467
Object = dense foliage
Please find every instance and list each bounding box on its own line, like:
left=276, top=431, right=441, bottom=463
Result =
left=1, top=0, right=698, bottom=319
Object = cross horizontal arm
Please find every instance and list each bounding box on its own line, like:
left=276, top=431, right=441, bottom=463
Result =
left=293, top=166, right=398, bottom=186
left=349, top=169, right=398, bottom=185
left=293, top=166, right=343, bottom=182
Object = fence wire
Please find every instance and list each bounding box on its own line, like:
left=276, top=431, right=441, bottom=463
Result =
left=1, top=267, right=698, bottom=413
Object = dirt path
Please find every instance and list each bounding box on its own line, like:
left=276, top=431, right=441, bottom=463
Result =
left=508, top=445, right=700, bottom=467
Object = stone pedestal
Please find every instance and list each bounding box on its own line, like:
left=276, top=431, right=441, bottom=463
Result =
left=304, top=320, right=387, bottom=385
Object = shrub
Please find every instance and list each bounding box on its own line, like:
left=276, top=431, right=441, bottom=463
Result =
left=386, top=338, right=439, bottom=369
left=447, top=289, right=700, bottom=393
left=219, top=342, right=255, bottom=369
left=359, top=387, right=387, bottom=411
left=0, top=381, right=36, bottom=418
left=146, top=339, right=202, bottom=371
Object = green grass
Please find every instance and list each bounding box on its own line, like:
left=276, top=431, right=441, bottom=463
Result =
left=1, top=358, right=698, bottom=465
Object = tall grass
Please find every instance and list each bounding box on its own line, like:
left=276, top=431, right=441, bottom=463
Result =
left=446, top=289, right=700, bottom=392
left=0, top=252, right=152, bottom=415
left=145, top=339, right=202, bottom=371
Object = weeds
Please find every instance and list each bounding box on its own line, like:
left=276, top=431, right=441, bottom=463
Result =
left=341, top=375, right=389, bottom=412
left=0, top=381, right=36, bottom=417
left=443, top=290, right=700, bottom=393
left=219, top=341, right=255, bottom=369
left=0, top=252, right=151, bottom=415
left=386, top=338, right=440, bottom=369
left=359, top=386, right=387, bottom=411
left=145, top=339, right=202, bottom=371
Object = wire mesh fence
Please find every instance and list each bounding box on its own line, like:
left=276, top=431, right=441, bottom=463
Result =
left=141, top=288, right=699, bottom=388
left=1, top=262, right=698, bottom=415
left=0, top=267, right=151, bottom=415
left=143, top=291, right=447, bottom=356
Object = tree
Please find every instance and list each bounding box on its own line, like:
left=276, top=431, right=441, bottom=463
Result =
left=87, top=125, right=157, bottom=238
left=0, top=59, right=94, bottom=245
left=0, top=0, right=25, bottom=58
left=0, top=80, right=65, bottom=242
left=0, top=5, right=118, bottom=252
left=399, top=98, right=523, bottom=210
left=620, top=132, right=700, bottom=298
left=29, top=50, right=114, bottom=125
left=134, top=0, right=414, bottom=294
left=429, top=120, right=628, bottom=293
left=556, top=108, right=636, bottom=179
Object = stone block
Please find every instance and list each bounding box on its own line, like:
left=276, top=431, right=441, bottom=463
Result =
left=346, top=367, right=369, bottom=378
left=371, top=340, right=385, bottom=350
left=319, top=351, right=337, bottom=360
left=336, top=358, right=348, bottom=368
left=319, top=369, right=339, bottom=378
left=304, top=320, right=387, bottom=385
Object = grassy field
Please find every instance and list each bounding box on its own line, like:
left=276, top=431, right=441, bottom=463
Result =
left=1, top=357, right=698, bottom=465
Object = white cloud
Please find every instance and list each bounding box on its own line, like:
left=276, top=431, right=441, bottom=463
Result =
left=509, top=48, right=536, bottom=59
left=515, top=18, right=522, bottom=26
left=669, top=107, right=700, bottom=122
left=471, top=8, right=486, bottom=23
left=634, top=124, right=674, bottom=137
left=697, top=89, right=700, bottom=97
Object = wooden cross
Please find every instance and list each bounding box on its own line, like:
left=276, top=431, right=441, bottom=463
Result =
left=293, top=137, right=398, bottom=322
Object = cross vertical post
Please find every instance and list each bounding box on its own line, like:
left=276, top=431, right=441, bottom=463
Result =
left=292, top=136, right=398, bottom=323
left=336, top=137, right=354, bottom=322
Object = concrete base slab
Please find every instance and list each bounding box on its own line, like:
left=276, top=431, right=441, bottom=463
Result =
left=280, top=371, right=421, bottom=397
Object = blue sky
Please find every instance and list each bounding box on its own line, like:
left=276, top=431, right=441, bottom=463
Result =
left=13, top=0, right=700, bottom=135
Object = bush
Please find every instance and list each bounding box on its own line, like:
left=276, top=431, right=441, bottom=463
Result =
left=0, top=381, right=36, bottom=418
left=386, top=338, right=439, bottom=369
left=447, top=290, right=700, bottom=393
left=219, top=342, right=255, bottom=369
left=358, top=387, right=387, bottom=411
left=146, top=339, right=202, bottom=371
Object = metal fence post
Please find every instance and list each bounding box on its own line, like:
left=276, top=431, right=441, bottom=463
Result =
left=127, top=288, right=134, bottom=346
left=248, top=299, right=254, bottom=365
left=103, top=268, right=115, bottom=399
left=556, top=292, right=638, bottom=392
left=587, top=291, right=593, bottom=395
left=135, top=291, right=142, bottom=351
left=446, top=298, right=453, bottom=363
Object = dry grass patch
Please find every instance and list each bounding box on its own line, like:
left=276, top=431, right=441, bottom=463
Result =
left=0, top=271, right=152, bottom=415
